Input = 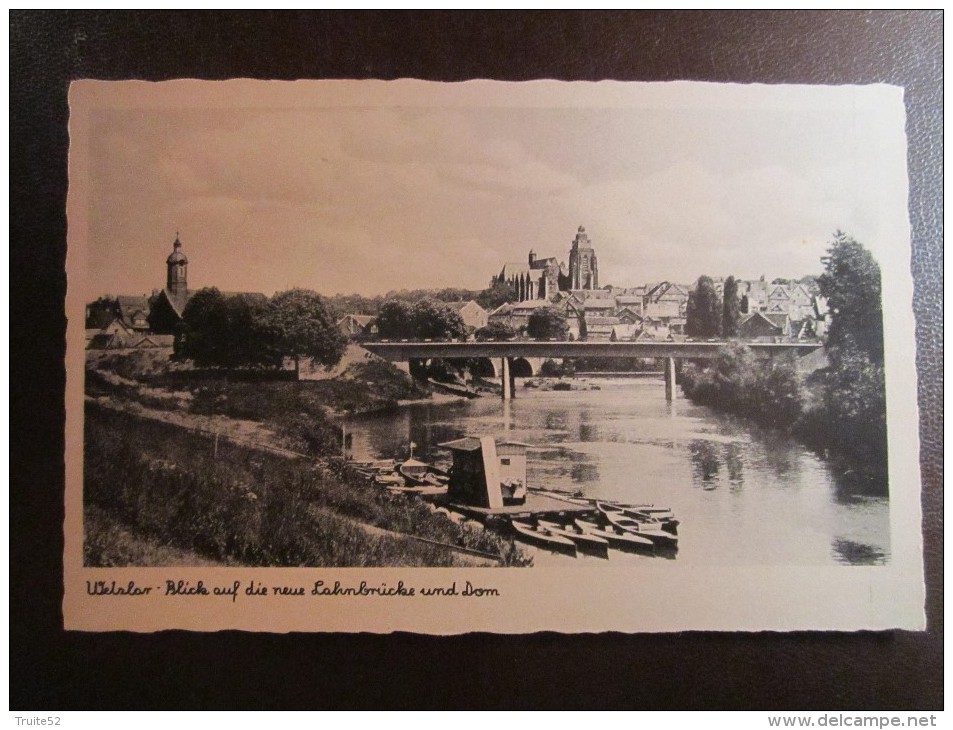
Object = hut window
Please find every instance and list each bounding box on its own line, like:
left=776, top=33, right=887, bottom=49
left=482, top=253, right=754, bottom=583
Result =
left=500, top=458, right=511, bottom=466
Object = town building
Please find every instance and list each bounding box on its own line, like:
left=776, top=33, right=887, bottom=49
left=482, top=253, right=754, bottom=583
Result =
left=337, top=314, right=377, bottom=340
left=494, top=251, right=567, bottom=302
left=492, top=225, right=600, bottom=302
left=443, top=300, right=489, bottom=331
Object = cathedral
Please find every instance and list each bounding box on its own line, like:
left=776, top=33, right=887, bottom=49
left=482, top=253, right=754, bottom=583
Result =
left=492, top=225, right=600, bottom=302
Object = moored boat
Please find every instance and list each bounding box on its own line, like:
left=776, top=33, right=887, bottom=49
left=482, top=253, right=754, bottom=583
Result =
left=385, top=484, right=448, bottom=497
left=537, top=519, right=609, bottom=558
left=398, top=458, right=450, bottom=486
left=597, top=503, right=679, bottom=549
left=374, top=473, right=407, bottom=486
left=603, top=501, right=680, bottom=535
left=510, top=520, right=578, bottom=557
left=574, top=519, right=655, bottom=553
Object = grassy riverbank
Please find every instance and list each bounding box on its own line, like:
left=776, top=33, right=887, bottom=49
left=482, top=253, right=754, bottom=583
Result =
left=86, top=346, right=432, bottom=456
left=84, top=347, right=528, bottom=567
left=84, top=403, right=529, bottom=567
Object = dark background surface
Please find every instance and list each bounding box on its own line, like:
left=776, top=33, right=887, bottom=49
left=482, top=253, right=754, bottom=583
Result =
left=10, top=11, right=942, bottom=710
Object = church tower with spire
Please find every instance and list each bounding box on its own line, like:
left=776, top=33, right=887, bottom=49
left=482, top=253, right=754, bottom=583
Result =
left=568, top=225, right=598, bottom=290
left=165, top=232, right=189, bottom=312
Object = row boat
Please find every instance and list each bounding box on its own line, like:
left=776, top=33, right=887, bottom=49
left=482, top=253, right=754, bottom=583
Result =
left=530, top=490, right=679, bottom=536
left=386, top=484, right=448, bottom=497
left=537, top=520, right=610, bottom=558
left=597, top=502, right=679, bottom=549
left=603, top=502, right=680, bottom=535
left=398, top=459, right=450, bottom=487
left=374, top=473, right=406, bottom=486
left=574, top=519, right=655, bottom=553
left=510, top=520, right=578, bottom=557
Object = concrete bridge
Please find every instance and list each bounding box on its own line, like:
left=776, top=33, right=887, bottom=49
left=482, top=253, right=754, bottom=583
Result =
left=362, top=340, right=823, bottom=401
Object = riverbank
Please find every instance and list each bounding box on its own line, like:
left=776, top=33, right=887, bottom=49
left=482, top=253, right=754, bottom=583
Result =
left=678, top=344, right=887, bottom=493
left=84, top=348, right=528, bottom=567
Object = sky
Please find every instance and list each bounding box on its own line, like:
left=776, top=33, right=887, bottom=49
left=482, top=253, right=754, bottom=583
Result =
left=72, top=80, right=911, bottom=299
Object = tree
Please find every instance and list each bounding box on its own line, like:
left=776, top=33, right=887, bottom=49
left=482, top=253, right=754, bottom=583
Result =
left=475, top=321, right=516, bottom=341
left=180, top=288, right=231, bottom=367
left=527, top=306, right=568, bottom=340
left=476, top=280, right=519, bottom=311
left=180, top=288, right=278, bottom=369
left=566, top=300, right=587, bottom=341
left=685, top=275, right=721, bottom=338
left=722, top=275, right=740, bottom=337
left=410, top=299, right=467, bottom=340
left=817, top=231, right=884, bottom=364
left=226, top=294, right=281, bottom=369
left=324, top=292, right=379, bottom=317
left=816, top=344, right=886, bottom=468
left=266, top=289, right=346, bottom=379
left=375, top=300, right=414, bottom=339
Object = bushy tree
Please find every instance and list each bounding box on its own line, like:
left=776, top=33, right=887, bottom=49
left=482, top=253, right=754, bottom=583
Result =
left=527, top=306, right=568, bottom=340
left=710, top=342, right=758, bottom=409
left=817, top=231, right=884, bottom=364
left=475, top=321, right=517, bottom=341
left=324, top=292, right=379, bottom=317
left=679, top=344, right=802, bottom=428
left=180, top=288, right=278, bottom=369
left=752, top=355, right=802, bottom=426
left=476, top=280, right=519, bottom=311
left=817, top=344, right=886, bottom=463
left=180, top=288, right=229, bottom=366
left=802, top=233, right=887, bottom=484
left=686, top=276, right=722, bottom=338
left=410, top=298, right=466, bottom=340
left=266, top=289, right=346, bottom=379
left=375, top=300, right=415, bottom=339
left=722, top=275, right=740, bottom=337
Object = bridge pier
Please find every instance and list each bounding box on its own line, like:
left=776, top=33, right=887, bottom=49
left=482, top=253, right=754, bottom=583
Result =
left=501, top=357, right=516, bottom=400
left=664, top=357, right=677, bottom=401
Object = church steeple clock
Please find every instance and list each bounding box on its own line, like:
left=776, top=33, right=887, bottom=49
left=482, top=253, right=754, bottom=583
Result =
left=166, top=232, right=189, bottom=310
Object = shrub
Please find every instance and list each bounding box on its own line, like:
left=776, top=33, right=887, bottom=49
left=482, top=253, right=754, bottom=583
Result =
left=680, top=344, right=802, bottom=428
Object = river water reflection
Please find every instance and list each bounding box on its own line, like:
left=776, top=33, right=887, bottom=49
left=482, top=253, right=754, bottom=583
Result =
left=344, top=378, right=890, bottom=566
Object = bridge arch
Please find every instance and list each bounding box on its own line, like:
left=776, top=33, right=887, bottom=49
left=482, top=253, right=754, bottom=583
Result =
left=510, top=357, right=535, bottom=377
left=470, top=357, right=499, bottom=378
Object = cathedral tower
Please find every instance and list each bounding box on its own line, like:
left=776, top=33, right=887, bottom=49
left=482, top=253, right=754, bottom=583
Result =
left=568, top=225, right=598, bottom=290
left=166, top=233, right=189, bottom=311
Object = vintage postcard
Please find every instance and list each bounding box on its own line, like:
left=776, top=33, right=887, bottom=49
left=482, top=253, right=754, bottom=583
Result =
left=64, top=79, right=924, bottom=633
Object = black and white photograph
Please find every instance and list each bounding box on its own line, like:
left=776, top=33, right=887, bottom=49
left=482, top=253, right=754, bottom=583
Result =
left=64, top=79, right=924, bottom=633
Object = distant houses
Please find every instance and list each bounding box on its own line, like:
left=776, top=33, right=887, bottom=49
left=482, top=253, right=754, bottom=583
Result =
left=335, top=300, right=490, bottom=342
left=443, top=300, right=489, bottom=331
left=88, top=232, right=828, bottom=352
left=336, top=314, right=377, bottom=340
left=85, top=234, right=266, bottom=351
left=485, top=277, right=826, bottom=343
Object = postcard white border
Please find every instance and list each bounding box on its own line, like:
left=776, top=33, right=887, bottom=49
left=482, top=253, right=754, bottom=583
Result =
left=64, top=80, right=925, bottom=633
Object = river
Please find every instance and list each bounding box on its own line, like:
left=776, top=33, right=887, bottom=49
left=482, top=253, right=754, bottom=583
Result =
left=343, top=377, right=890, bottom=566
